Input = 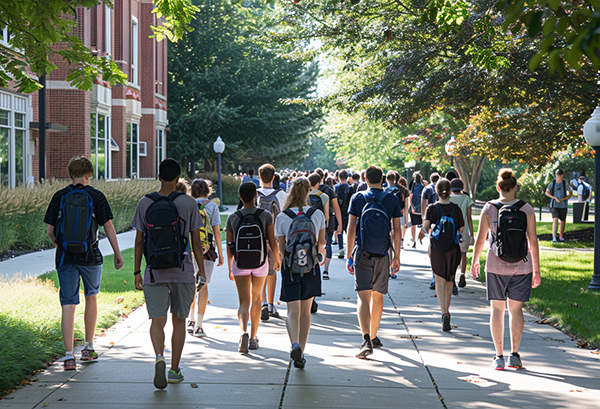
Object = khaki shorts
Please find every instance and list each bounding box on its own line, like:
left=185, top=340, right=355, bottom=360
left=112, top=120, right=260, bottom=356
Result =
left=144, top=282, right=195, bottom=320
left=353, top=248, right=390, bottom=294
left=459, top=230, right=471, bottom=253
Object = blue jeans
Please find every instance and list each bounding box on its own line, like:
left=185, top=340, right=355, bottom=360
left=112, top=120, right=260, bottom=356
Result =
left=326, top=231, right=333, bottom=259
left=57, top=264, right=102, bottom=305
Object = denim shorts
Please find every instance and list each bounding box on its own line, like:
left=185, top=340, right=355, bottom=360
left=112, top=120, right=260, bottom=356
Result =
left=57, top=264, right=102, bottom=305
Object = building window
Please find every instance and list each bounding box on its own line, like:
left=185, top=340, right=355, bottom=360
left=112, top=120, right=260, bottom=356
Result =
left=105, top=4, right=111, bottom=56
left=0, top=111, right=8, bottom=186
left=126, top=123, right=139, bottom=178
left=131, top=18, right=138, bottom=85
left=14, top=113, right=25, bottom=185
left=156, top=128, right=164, bottom=175
left=0, top=94, right=29, bottom=187
left=90, top=113, right=110, bottom=179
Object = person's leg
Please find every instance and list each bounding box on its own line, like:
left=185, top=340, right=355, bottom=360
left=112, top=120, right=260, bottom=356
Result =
left=559, top=219, right=566, bottom=240
left=234, top=275, right=251, bottom=333
left=196, top=285, right=208, bottom=327
left=286, top=300, right=301, bottom=345
left=250, top=275, right=268, bottom=339
left=370, top=291, right=384, bottom=339
left=170, top=314, right=186, bottom=371
left=490, top=300, right=506, bottom=356
left=189, top=291, right=197, bottom=320
left=460, top=252, right=467, bottom=275
left=298, top=298, right=314, bottom=351
left=324, top=232, right=332, bottom=271
left=434, top=275, right=448, bottom=314
left=266, top=274, right=277, bottom=305
left=507, top=298, right=525, bottom=353
left=149, top=316, right=168, bottom=356
left=552, top=216, right=558, bottom=239
left=411, top=224, right=416, bottom=243
left=357, top=289, right=372, bottom=336
left=61, top=304, right=77, bottom=354
left=338, top=231, right=344, bottom=251
left=444, top=280, right=453, bottom=312
left=83, top=295, right=98, bottom=343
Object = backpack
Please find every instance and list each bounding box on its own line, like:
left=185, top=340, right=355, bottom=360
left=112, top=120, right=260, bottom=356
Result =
left=234, top=209, right=267, bottom=269
left=57, top=185, right=98, bottom=266
left=411, top=183, right=424, bottom=213
left=308, top=191, right=325, bottom=214
left=430, top=204, right=460, bottom=252
left=490, top=200, right=528, bottom=263
left=144, top=191, right=188, bottom=281
left=385, top=185, right=404, bottom=210
left=423, top=184, right=438, bottom=205
left=257, top=190, right=281, bottom=221
left=283, top=208, right=319, bottom=279
left=359, top=191, right=391, bottom=256
left=549, top=179, right=567, bottom=206
left=337, top=183, right=351, bottom=212
left=197, top=199, right=214, bottom=254
left=581, top=183, right=591, bottom=201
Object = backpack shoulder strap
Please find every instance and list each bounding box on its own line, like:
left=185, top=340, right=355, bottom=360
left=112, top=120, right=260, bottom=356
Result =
left=562, top=180, right=566, bottom=193
left=254, top=208, right=265, bottom=218
left=283, top=209, right=297, bottom=219
left=306, top=207, right=317, bottom=218
left=316, top=190, right=323, bottom=197
left=145, top=192, right=162, bottom=202
left=550, top=180, right=556, bottom=194
left=167, top=191, right=185, bottom=201
left=513, top=200, right=527, bottom=210
left=489, top=200, right=503, bottom=211
left=257, top=190, right=265, bottom=198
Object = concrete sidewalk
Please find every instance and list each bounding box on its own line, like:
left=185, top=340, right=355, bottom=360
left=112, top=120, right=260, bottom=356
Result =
left=1, top=240, right=599, bottom=408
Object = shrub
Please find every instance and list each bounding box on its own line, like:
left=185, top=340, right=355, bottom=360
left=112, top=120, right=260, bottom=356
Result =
left=476, top=185, right=498, bottom=202
left=195, top=172, right=241, bottom=205
left=518, top=171, right=552, bottom=221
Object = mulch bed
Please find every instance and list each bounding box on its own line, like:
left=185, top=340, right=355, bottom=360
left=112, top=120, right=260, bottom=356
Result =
left=537, top=227, right=594, bottom=242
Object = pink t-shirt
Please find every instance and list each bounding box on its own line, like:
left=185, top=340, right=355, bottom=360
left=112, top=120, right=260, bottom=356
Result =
left=483, top=199, right=535, bottom=276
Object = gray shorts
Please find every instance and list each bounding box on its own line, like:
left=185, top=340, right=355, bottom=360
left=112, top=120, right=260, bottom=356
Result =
left=144, top=282, right=195, bottom=320
left=268, top=248, right=276, bottom=276
left=550, top=207, right=567, bottom=221
left=486, top=272, right=532, bottom=302
left=354, top=248, right=390, bottom=294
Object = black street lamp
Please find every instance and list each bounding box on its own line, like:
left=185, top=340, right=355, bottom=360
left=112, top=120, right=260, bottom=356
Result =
left=583, top=107, right=600, bottom=291
left=213, top=136, right=225, bottom=211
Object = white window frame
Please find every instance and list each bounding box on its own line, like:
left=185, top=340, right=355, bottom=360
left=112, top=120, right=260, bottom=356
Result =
left=0, top=26, right=10, bottom=47
left=105, top=4, right=111, bottom=56
left=138, top=141, right=147, bottom=156
left=131, top=17, right=138, bottom=86
left=126, top=122, right=140, bottom=179
left=0, top=92, right=29, bottom=188
left=90, top=112, right=111, bottom=180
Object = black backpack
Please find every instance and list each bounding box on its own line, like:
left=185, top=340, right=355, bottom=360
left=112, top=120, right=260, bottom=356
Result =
left=234, top=209, right=267, bottom=269
left=337, top=183, right=351, bottom=213
left=144, top=191, right=188, bottom=282
left=581, top=183, right=591, bottom=201
left=490, top=200, right=528, bottom=263
left=308, top=191, right=325, bottom=214
left=57, top=185, right=98, bottom=266
left=430, top=204, right=460, bottom=252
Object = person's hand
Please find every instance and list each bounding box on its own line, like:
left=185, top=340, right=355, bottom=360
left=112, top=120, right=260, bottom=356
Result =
left=229, top=270, right=234, bottom=281
left=470, top=236, right=475, bottom=246
left=346, top=257, right=354, bottom=275
left=532, top=270, right=541, bottom=288
left=134, top=273, right=144, bottom=291
left=114, top=253, right=124, bottom=270
left=336, top=225, right=343, bottom=235
left=217, top=254, right=224, bottom=267
left=418, top=230, right=425, bottom=241
left=470, top=260, right=480, bottom=279
left=391, top=258, right=400, bottom=274
left=404, top=222, right=409, bottom=229
left=273, top=259, right=281, bottom=271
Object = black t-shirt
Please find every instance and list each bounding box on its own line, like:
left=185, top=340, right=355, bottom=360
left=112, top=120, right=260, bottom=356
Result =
left=44, top=184, right=114, bottom=267
left=425, top=202, right=464, bottom=252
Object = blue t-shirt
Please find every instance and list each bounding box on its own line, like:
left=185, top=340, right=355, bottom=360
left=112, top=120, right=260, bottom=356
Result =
left=422, top=183, right=438, bottom=205
left=348, top=188, right=401, bottom=248
left=547, top=179, right=571, bottom=208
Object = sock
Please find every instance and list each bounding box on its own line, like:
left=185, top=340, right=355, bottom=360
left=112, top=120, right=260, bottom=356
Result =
left=156, top=353, right=163, bottom=360
left=261, top=301, right=268, bottom=307
left=65, top=351, right=74, bottom=359
left=195, top=313, right=204, bottom=328
left=496, top=355, right=504, bottom=358
left=268, top=303, right=274, bottom=313
left=84, top=342, right=93, bottom=350
left=291, top=342, right=300, bottom=350
left=511, top=352, right=519, bottom=356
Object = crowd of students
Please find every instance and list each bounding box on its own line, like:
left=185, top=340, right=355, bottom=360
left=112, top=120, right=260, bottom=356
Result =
left=43, top=157, right=541, bottom=389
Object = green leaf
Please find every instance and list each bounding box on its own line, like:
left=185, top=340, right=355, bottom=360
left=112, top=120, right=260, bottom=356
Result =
left=547, top=49, right=562, bottom=73
left=542, top=16, right=557, bottom=36
left=528, top=11, right=544, bottom=38
left=529, top=51, right=544, bottom=71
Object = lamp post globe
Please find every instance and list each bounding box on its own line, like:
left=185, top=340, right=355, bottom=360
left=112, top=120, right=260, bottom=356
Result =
left=583, top=107, right=600, bottom=291
left=213, top=136, right=226, bottom=211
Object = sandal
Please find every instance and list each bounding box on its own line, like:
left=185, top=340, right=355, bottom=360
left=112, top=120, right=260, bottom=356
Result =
left=63, top=358, right=76, bottom=370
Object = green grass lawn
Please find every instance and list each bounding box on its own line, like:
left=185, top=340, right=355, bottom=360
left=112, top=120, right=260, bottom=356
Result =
left=467, top=250, right=600, bottom=347
left=0, top=249, right=145, bottom=396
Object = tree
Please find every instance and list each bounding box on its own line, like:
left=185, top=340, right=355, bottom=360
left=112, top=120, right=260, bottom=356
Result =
left=0, top=0, right=198, bottom=92
left=518, top=169, right=552, bottom=220
left=167, top=0, right=322, bottom=174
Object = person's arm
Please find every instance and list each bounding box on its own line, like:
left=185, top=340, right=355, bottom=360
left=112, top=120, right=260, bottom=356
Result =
left=346, top=214, right=357, bottom=274
left=545, top=188, right=557, bottom=202
left=266, top=224, right=281, bottom=271
left=467, top=204, right=474, bottom=244
left=190, top=227, right=207, bottom=289
left=212, top=223, right=224, bottom=266
left=470, top=212, right=490, bottom=279
left=226, top=231, right=234, bottom=281
left=526, top=210, right=541, bottom=288
left=564, top=188, right=573, bottom=201
left=331, top=198, right=343, bottom=234
left=278, top=235, right=286, bottom=265
left=318, top=227, right=326, bottom=265
left=103, top=220, right=123, bottom=270
left=404, top=194, right=410, bottom=228
left=420, top=198, right=427, bottom=217
left=323, top=200, right=330, bottom=223
left=134, top=229, right=145, bottom=290
left=391, top=217, right=401, bottom=273
left=47, top=225, right=57, bottom=248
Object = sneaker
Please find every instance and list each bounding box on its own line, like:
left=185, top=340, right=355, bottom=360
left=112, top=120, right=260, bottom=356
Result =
left=293, top=356, right=306, bottom=368
left=559, top=237, right=565, bottom=242
left=249, top=338, right=259, bottom=350
left=191, top=327, right=206, bottom=338
left=452, top=282, right=459, bottom=296
left=552, top=237, right=558, bottom=243
left=81, top=348, right=98, bottom=361
left=458, top=274, right=466, bottom=288
left=508, top=353, right=522, bottom=369
left=168, top=368, right=184, bottom=383
left=154, top=356, right=167, bottom=389
left=322, top=271, right=330, bottom=280
left=187, top=320, right=195, bottom=334
left=429, top=281, right=435, bottom=290
left=492, top=355, right=505, bottom=370
left=356, top=339, right=373, bottom=359
left=261, top=304, right=270, bottom=321
left=442, top=313, right=451, bottom=332
left=338, top=249, right=345, bottom=259
left=268, top=304, right=280, bottom=318
left=412, top=242, right=416, bottom=249
left=311, top=299, right=318, bottom=314
left=63, top=358, right=76, bottom=371
left=371, top=337, right=383, bottom=348
left=239, top=333, right=249, bottom=353
left=291, top=343, right=303, bottom=367
left=390, top=273, right=397, bottom=279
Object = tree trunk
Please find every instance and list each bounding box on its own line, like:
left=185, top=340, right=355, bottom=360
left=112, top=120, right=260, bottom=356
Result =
left=454, top=155, right=486, bottom=199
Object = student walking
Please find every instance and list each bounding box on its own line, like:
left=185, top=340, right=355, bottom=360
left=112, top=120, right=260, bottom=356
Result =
left=420, top=178, right=464, bottom=332
left=187, top=179, right=224, bottom=338
left=545, top=168, right=572, bottom=242
left=449, top=178, right=474, bottom=288
left=309, top=173, right=330, bottom=278
left=226, top=182, right=281, bottom=353
left=275, top=177, right=326, bottom=368
left=334, top=170, right=352, bottom=259
left=132, top=158, right=206, bottom=389
left=322, top=176, right=337, bottom=280
left=471, top=168, right=541, bottom=370
left=347, top=166, right=402, bottom=358
left=408, top=172, right=424, bottom=248
left=44, top=157, right=124, bottom=371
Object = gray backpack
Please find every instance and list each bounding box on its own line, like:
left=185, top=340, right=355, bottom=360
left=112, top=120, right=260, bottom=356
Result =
left=283, top=208, right=318, bottom=280
left=257, top=190, right=281, bottom=220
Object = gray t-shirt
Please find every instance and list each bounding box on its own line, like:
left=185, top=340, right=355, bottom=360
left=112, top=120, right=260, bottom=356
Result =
left=547, top=179, right=571, bottom=208
left=131, top=193, right=203, bottom=285
left=197, top=198, right=221, bottom=227
left=226, top=208, right=273, bottom=242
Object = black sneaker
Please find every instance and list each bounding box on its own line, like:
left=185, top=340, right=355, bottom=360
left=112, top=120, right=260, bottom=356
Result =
left=371, top=337, right=383, bottom=348
left=458, top=274, right=466, bottom=288
left=452, top=282, right=459, bottom=295
left=187, top=320, right=195, bottom=334
left=442, top=313, right=451, bottom=332
left=261, top=305, right=269, bottom=321
left=429, top=281, right=435, bottom=290
left=322, top=271, right=329, bottom=280
left=311, top=299, right=318, bottom=314
left=291, top=344, right=304, bottom=368
left=356, top=339, right=373, bottom=359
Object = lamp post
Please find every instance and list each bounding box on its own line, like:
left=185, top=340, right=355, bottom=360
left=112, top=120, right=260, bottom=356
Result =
left=213, top=136, right=225, bottom=211
left=445, top=136, right=456, bottom=169
left=404, top=160, right=416, bottom=185
left=583, top=107, right=600, bottom=291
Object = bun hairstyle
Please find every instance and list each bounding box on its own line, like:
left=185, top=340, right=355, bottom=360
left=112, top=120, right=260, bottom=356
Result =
left=435, top=178, right=451, bottom=200
left=497, top=168, right=517, bottom=192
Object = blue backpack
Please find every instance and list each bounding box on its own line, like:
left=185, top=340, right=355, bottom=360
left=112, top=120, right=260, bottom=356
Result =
left=411, top=183, right=424, bottom=213
left=430, top=203, right=460, bottom=252
left=359, top=192, right=391, bottom=256
left=57, top=185, right=97, bottom=266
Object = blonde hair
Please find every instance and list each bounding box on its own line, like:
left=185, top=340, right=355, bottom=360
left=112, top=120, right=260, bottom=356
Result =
left=283, top=177, right=311, bottom=211
left=497, top=168, right=517, bottom=192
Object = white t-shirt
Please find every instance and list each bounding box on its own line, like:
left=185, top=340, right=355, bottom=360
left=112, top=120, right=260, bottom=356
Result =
left=275, top=207, right=326, bottom=238
left=577, top=182, right=592, bottom=202
left=257, top=188, right=287, bottom=210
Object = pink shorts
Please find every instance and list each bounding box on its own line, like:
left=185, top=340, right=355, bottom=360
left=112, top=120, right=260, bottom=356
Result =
left=232, top=260, right=270, bottom=277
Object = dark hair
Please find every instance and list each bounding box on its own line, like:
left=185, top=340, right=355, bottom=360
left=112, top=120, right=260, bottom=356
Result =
left=497, top=168, right=517, bottom=192
left=445, top=170, right=458, bottom=181
left=175, top=178, right=189, bottom=193
left=273, top=173, right=281, bottom=190
left=324, top=176, right=335, bottom=187
left=436, top=178, right=451, bottom=200
left=352, top=173, right=360, bottom=181
left=413, top=171, right=422, bottom=184
left=159, top=158, right=181, bottom=182
left=259, top=163, right=275, bottom=183
left=339, top=170, right=349, bottom=180
left=366, top=165, right=384, bottom=184
left=308, top=172, right=321, bottom=187
left=399, top=176, right=408, bottom=188
left=191, top=178, right=211, bottom=198
left=394, top=171, right=401, bottom=183
left=239, top=182, right=257, bottom=203
left=248, top=168, right=254, bottom=177
left=386, top=170, right=395, bottom=181
left=68, top=156, right=93, bottom=179
left=314, top=168, right=324, bottom=178
left=555, top=168, right=564, bottom=176
left=430, top=172, right=440, bottom=184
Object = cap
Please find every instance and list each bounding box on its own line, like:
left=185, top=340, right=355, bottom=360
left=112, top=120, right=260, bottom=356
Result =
left=450, top=178, right=464, bottom=192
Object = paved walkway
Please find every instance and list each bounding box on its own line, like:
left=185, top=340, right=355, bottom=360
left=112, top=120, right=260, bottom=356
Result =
left=1, top=237, right=599, bottom=408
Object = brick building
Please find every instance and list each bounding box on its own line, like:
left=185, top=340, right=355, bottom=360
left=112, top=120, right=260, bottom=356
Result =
left=0, top=0, right=168, bottom=187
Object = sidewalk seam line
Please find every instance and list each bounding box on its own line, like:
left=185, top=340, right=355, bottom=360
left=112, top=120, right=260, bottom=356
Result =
left=278, top=360, right=292, bottom=409
left=387, top=293, right=448, bottom=409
